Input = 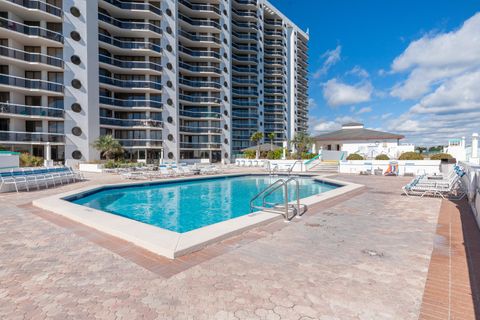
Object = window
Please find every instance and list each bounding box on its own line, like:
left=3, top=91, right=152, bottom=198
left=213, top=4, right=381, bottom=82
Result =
left=25, top=120, right=42, bottom=132
left=0, top=118, right=9, bottom=131
left=0, top=65, right=9, bottom=75
left=47, top=47, right=63, bottom=58
left=48, top=121, right=64, bottom=133
left=25, top=96, right=42, bottom=106
left=48, top=97, right=63, bottom=109
left=24, top=46, right=41, bottom=53
left=25, top=71, right=41, bottom=79
left=48, top=72, right=63, bottom=83
left=0, top=92, right=10, bottom=103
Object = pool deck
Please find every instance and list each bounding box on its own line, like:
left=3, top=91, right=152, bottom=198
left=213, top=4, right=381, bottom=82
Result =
left=1, top=170, right=479, bottom=319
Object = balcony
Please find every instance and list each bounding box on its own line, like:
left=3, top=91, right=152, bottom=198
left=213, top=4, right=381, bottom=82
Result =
left=98, top=13, right=162, bottom=34
left=179, top=62, right=221, bottom=74
left=118, top=139, right=163, bottom=148
left=232, top=43, right=257, bottom=52
left=178, top=14, right=220, bottom=30
left=0, top=17, right=63, bottom=43
left=179, top=30, right=220, bottom=44
left=232, top=65, right=257, bottom=74
left=179, top=78, right=221, bottom=89
left=98, top=34, right=161, bottom=53
left=264, top=98, right=285, bottom=104
left=99, top=96, right=162, bottom=109
left=0, top=74, right=63, bottom=93
left=232, top=88, right=257, bottom=96
left=0, top=102, right=63, bottom=118
left=180, top=142, right=221, bottom=149
left=179, top=126, right=222, bottom=134
left=99, top=75, right=162, bottom=91
left=0, top=131, right=65, bottom=144
left=234, top=0, right=257, bottom=5
left=0, top=45, right=63, bottom=69
left=232, top=77, right=257, bottom=85
left=232, top=21, right=257, bottom=30
left=232, top=8, right=257, bottom=19
left=99, top=54, right=162, bottom=72
left=265, top=19, right=283, bottom=27
left=232, top=99, right=257, bottom=107
left=100, top=117, right=163, bottom=128
left=232, top=31, right=257, bottom=41
left=102, top=0, right=162, bottom=16
left=232, top=122, right=258, bottom=129
left=232, top=54, right=257, bottom=63
left=179, top=110, right=221, bottom=118
left=6, top=0, right=62, bottom=18
left=179, top=46, right=220, bottom=59
left=179, top=94, right=221, bottom=104
left=178, top=0, right=220, bottom=15
left=232, top=110, right=258, bottom=118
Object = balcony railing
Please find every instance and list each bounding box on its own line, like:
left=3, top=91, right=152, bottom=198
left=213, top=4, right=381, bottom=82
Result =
left=179, top=45, right=220, bottom=59
left=0, top=46, right=63, bottom=68
left=99, top=75, right=162, bottom=90
left=232, top=31, right=257, bottom=41
left=178, top=0, right=220, bottom=14
left=232, top=66, right=257, bottom=74
left=232, top=43, right=257, bottom=52
left=7, top=0, right=62, bottom=17
left=99, top=96, right=162, bottom=109
left=179, top=126, right=222, bottom=134
left=232, top=8, right=257, bottom=18
left=99, top=54, right=162, bottom=71
left=179, top=94, right=221, bottom=104
left=232, top=21, right=257, bottom=30
left=0, top=131, right=65, bottom=143
left=232, top=122, right=258, bottom=129
left=98, top=34, right=161, bottom=53
left=232, top=54, right=257, bottom=63
left=232, top=111, right=258, bottom=118
left=232, top=77, right=257, bottom=85
left=232, top=99, right=257, bottom=106
left=0, top=102, right=64, bottom=118
left=178, top=14, right=220, bottom=29
left=232, top=88, right=257, bottom=95
left=265, top=19, right=283, bottom=27
left=118, top=139, right=163, bottom=147
left=179, top=30, right=220, bottom=44
left=100, top=117, right=163, bottom=128
left=234, top=0, right=257, bottom=5
left=180, top=142, right=221, bottom=149
left=0, top=17, right=63, bottom=43
left=0, top=74, right=63, bottom=93
left=102, top=0, right=162, bottom=15
left=264, top=98, right=285, bottom=104
left=179, top=110, right=221, bottom=118
left=98, top=13, right=162, bottom=34
left=179, top=62, right=221, bottom=74
left=179, top=78, right=221, bottom=89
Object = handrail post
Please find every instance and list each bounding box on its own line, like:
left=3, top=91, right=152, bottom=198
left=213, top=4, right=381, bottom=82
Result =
left=284, top=183, right=289, bottom=220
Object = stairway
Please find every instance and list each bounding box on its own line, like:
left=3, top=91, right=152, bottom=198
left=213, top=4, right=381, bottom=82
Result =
left=306, top=161, right=339, bottom=173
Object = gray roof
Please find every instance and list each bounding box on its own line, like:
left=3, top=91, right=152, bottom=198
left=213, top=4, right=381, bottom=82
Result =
left=314, top=128, right=404, bottom=142
left=241, top=143, right=281, bottom=152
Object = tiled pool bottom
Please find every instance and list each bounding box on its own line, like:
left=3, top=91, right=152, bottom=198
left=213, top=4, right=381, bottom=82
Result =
left=33, top=174, right=362, bottom=258
left=70, top=175, right=338, bottom=233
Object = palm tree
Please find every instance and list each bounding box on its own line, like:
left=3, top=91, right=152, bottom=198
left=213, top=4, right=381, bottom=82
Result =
left=268, top=132, right=276, bottom=151
left=92, top=135, right=123, bottom=160
left=292, top=132, right=314, bottom=159
left=250, top=131, right=264, bottom=159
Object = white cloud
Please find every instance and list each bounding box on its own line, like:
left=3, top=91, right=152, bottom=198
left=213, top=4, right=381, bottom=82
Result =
left=385, top=13, right=480, bottom=145
left=356, top=106, right=372, bottom=114
left=313, top=45, right=341, bottom=78
left=308, top=115, right=360, bottom=135
left=346, top=66, right=369, bottom=78
left=390, top=12, right=480, bottom=100
left=322, top=79, right=373, bottom=107
left=381, top=113, right=393, bottom=120
left=308, top=98, right=318, bottom=110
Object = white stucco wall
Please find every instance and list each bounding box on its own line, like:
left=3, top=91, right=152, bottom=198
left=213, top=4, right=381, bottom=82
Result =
left=339, top=160, right=441, bottom=176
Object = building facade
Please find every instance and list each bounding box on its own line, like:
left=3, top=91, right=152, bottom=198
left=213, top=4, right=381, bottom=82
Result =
left=0, top=0, right=308, bottom=163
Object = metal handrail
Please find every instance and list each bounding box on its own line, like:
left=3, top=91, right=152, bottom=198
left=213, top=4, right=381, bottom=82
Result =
left=250, top=179, right=285, bottom=210
left=287, top=160, right=303, bottom=176
left=262, top=177, right=301, bottom=218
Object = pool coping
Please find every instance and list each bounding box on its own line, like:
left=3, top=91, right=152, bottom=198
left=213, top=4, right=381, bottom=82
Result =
left=32, top=173, right=363, bottom=259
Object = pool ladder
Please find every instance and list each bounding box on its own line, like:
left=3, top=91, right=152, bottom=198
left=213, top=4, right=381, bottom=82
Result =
left=250, top=177, right=308, bottom=221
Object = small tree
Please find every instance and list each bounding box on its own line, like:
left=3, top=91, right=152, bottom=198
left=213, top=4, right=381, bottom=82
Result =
left=267, top=132, right=276, bottom=151
left=399, top=151, right=424, bottom=160
left=92, top=135, right=123, bottom=160
left=430, top=153, right=453, bottom=160
left=347, top=153, right=364, bottom=160
left=375, top=154, right=390, bottom=160
left=292, top=132, right=314, bottom=159
left=250, top=132, right=264, bottom=159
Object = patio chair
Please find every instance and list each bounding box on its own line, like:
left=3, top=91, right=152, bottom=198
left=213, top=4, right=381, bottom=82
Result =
left=0, top=171, right=28, bottom=192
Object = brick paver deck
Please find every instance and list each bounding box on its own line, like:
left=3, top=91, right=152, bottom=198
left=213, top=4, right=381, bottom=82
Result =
left=419, top=199, right=480, bottom=320
left=0, top=172, right=465, bottom=319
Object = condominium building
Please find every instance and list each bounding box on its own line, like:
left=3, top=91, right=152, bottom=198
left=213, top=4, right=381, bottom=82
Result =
left=0, top=0, right=308, bottom=163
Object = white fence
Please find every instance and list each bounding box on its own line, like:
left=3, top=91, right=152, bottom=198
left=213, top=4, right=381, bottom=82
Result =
left=339, top=160, right=441, bottom=176
left=460, top=162, right=480, bottom=226
left=0, top=152, right=20, bottom=171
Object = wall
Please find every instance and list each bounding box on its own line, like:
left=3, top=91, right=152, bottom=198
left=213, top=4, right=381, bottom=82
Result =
left=0, top=153, right=20, bottom=170
left=339, top=160, right=441, bottom=176
left=460, top=162, right=480, bottom=227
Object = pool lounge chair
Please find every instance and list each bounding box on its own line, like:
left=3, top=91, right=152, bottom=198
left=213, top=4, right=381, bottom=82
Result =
left=402, top=176, right=465, bottom=200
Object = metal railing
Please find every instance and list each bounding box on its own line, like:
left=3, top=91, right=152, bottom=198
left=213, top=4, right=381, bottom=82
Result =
left=98, top=34, right=161, bottom=53
left=7, top=0, right=63, bottom=17
left=250, top=177, right=307, bottom=221
left=0, top=17, right=63, bottom=43
left=0, top=102, right=64, bottom=118
left=0, top=46, right=63, bottom=68
left=0, top=74, right=63, bottom=93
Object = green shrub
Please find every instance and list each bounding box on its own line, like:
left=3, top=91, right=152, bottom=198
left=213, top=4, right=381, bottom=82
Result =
left=346, top=153, right=364, bottom=160
left=104, top=159, right=119, bottom=169
left=375, top=154, right=390, bottom=160
left=19, top=153, right=44, bottom=167
left=399, top=152, right=424, bottom=160
left=430, top=153, right=453, bottom=160
left=266, top=149, right=283, bottom=160
left=243, top=150, right=256, bottom=159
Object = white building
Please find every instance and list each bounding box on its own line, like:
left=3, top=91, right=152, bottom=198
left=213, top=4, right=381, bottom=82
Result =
left=313, top=122, right=414, bottom=159
left=444, top=134, right=479, bottom=164
left=0, top=0, right=309, bottom=164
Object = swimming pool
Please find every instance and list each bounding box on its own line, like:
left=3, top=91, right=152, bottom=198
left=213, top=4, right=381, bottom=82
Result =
left=70, top=175, right=338, bottom=233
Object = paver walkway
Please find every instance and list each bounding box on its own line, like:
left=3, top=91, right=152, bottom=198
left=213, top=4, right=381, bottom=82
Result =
left=1, top=173, right=443, bottom=319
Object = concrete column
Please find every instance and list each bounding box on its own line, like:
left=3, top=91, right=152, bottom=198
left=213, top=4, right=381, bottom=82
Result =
left=44, top=142, right=53, bottom=167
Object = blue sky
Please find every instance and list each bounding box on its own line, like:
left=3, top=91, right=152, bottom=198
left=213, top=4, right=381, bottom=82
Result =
left=269, top=0, right=480, bottom=145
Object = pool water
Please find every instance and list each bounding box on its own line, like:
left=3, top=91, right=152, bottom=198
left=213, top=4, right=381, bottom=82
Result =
left=71, top=175, right=338, bottom=233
